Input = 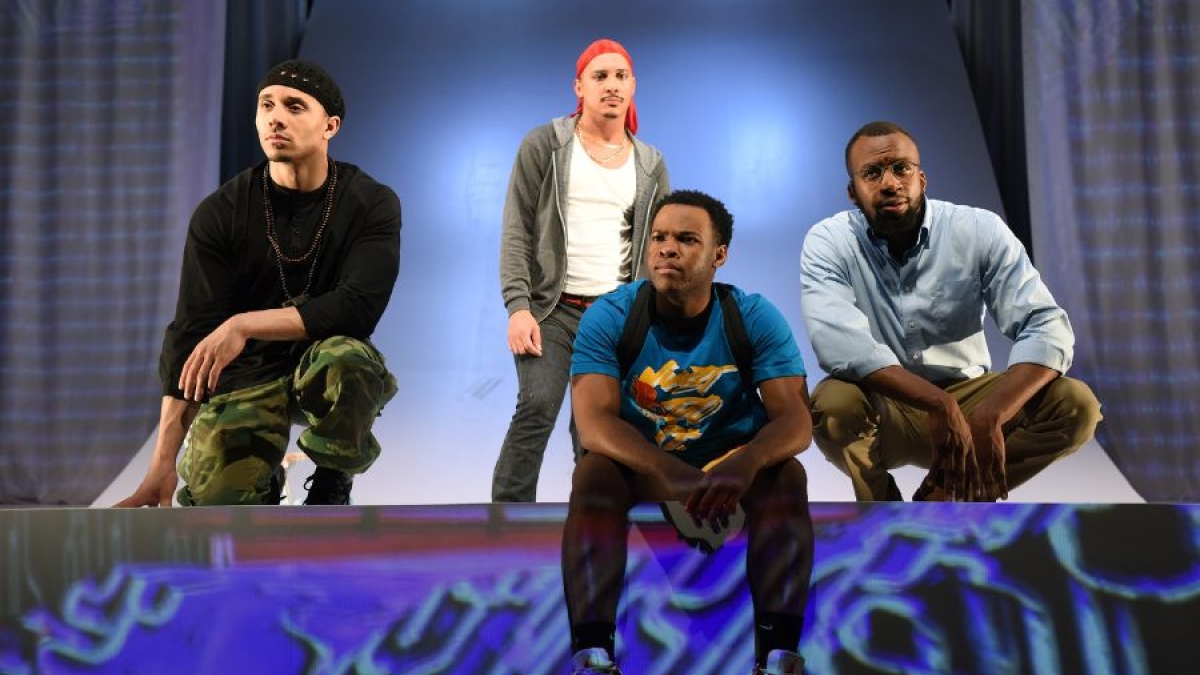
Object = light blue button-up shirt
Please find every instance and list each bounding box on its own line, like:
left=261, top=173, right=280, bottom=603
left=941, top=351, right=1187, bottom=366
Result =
left=800, top=198, right=1074, bottom=382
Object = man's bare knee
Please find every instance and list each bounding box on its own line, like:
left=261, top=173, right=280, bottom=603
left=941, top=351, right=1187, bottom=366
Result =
left=569, top=453, right=636, bottom=513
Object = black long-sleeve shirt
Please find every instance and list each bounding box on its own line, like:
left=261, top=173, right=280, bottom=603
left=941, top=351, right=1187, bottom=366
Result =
left=159, top=161, right=401, bottom=399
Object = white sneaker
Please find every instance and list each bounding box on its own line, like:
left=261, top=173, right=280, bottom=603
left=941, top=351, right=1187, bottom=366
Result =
left=660, top=501, right=745, bottom=554
left=570, top=647, right=623, bottom=674
left=755, top=648, right=806, bottom=674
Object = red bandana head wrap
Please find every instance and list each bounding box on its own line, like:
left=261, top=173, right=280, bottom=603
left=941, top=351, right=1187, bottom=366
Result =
left=573, top=38, right=638, bottom=135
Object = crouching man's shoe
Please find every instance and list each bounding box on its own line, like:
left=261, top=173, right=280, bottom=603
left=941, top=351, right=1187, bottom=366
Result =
left=303, top=467, right=353, bottom=505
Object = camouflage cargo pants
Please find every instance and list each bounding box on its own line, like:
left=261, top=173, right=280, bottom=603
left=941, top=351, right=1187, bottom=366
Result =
left=177, top=336, right=398, bottom=506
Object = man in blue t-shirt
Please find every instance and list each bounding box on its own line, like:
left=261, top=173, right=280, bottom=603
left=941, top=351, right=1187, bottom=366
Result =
left=563, top=190, right=812, bottom=675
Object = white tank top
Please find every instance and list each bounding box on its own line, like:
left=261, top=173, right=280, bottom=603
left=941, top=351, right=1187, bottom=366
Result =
left=564, top=134, right=636, bottom=296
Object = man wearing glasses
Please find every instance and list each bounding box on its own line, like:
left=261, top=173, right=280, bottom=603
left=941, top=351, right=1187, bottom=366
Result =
left=799, top=120, right=1101, bottom=502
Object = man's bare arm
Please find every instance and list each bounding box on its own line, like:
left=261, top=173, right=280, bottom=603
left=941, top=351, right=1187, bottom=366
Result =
left=968, top=362, right=1060, bottom=499
left=180, top=307, right=308, bottom=400
left=571, top=373, right=704, bottom=500
left=114, top=396, right=200, bottom=507
left=688, top=375, right=812, bottom=521
left=860, top=365, right=979, bottom=501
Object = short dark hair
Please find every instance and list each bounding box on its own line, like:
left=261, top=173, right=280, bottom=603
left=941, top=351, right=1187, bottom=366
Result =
left=649, top=189, right=734, bottom=246
left=844, top=121, right=917, bottom=176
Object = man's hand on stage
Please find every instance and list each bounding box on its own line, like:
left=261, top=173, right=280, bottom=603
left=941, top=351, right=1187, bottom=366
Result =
left=114, top=397, right=196, bottom=507
left=114, top=459, right=178, bottom=507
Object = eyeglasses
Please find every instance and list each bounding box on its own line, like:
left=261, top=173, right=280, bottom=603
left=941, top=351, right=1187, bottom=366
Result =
left=855, top=159, right=920, bottom=184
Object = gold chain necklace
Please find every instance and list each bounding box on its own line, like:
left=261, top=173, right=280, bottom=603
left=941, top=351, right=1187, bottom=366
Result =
left=575, top=122, right=627, bottom=164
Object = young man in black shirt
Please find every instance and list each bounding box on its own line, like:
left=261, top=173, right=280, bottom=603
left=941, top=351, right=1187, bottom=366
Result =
left=118, top=60, right=400, bottom=507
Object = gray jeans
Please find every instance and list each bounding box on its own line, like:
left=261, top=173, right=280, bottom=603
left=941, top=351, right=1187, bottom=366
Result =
left=492, top=301, right=584, bottom=502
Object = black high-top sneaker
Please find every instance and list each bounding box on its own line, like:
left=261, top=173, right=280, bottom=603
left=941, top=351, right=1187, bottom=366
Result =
left=303, top=467, right=354, bottom=505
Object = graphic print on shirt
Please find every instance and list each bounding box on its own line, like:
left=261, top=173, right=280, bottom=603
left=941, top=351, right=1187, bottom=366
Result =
left=629, top=360, right=738, bottom=452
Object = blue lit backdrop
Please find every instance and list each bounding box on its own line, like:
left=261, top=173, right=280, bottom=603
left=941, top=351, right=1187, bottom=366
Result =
left=297, top=0, right=1009, bottom=504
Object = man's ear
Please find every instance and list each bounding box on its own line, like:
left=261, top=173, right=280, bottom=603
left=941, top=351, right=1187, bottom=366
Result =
left=713, top=244, right=728, bottom=269
left=847, top=182, right=860, bottom=206
left=324, top=116, right=341, bottom=140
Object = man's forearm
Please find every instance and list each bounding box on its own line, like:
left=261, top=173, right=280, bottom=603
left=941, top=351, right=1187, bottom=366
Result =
left=229, top=307, right=308, bottom=342
left=735, top=376, right=813, bottom=472
left=735, top=416, right=811, bottom=473
left=572, top=373, right=703, bottom=496
left=973, top=363, right=1059, bottom=427
left=861, top=365, right=954, bottom=412
left=154, top=396, right=200, bottom=465
left=578, top=413, right=687, bottom=478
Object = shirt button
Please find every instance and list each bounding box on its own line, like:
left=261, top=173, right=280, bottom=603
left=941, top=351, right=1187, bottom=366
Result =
left=904, top=285, right=914, bottom=293
left=911, top=353, right=922, bottom=363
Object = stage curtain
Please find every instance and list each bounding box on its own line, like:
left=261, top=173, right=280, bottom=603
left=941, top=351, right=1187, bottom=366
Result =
left=0, top=1, right=225, bottom=504
left=946, top=0, right=1033, bottom=256
left=1023, top=0, right=1200, bottom=501
left=219, top=0, right=311, bottom=183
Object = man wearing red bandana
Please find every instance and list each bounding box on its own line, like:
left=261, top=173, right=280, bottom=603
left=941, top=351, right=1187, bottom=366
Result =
left=494, top=39, right=670, bottom=503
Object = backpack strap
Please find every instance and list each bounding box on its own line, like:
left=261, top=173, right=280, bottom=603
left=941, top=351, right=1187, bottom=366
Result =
left=714, top=282, right=756, bottom=395
left=617, top=281, right=756, bottom=395
left=616, top=281, right=656, bottom=379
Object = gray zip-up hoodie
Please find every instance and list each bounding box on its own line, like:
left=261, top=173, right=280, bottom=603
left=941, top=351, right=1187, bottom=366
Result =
left=499, top=115, right=669, bottom=321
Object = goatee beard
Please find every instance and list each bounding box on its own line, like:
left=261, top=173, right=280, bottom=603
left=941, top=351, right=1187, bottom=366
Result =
left=867, top=196, right=925, bottom=236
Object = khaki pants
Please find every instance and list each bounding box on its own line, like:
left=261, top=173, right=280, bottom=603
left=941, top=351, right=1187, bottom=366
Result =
left=811, top=373, right=1102, bottom=501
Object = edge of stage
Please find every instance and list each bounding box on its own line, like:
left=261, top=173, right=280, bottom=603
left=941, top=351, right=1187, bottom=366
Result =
left=2, top=502, right=1197, bottom=674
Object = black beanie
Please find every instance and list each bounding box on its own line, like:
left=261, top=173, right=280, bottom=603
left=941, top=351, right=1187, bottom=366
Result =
left=257, top=59, right=345, bottom=120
